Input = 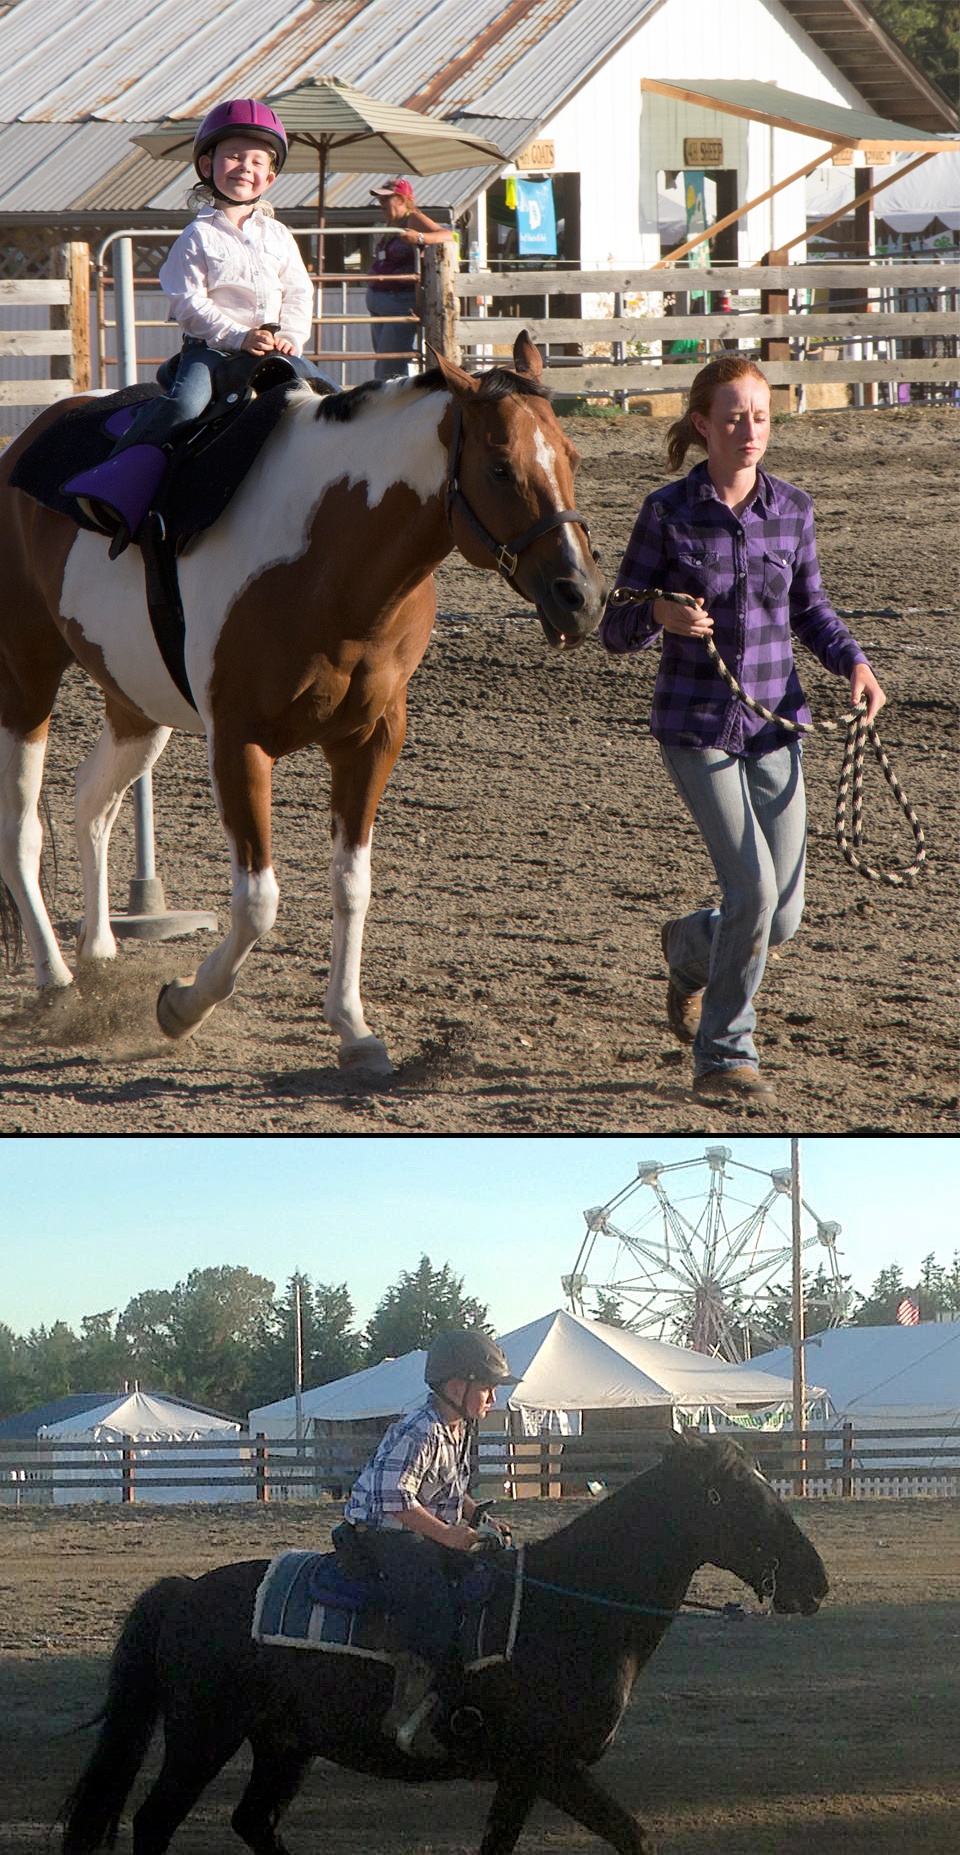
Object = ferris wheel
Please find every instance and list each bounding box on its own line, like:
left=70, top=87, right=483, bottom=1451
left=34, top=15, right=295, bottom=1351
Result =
left=561, top=1145, right=846, bottom=1363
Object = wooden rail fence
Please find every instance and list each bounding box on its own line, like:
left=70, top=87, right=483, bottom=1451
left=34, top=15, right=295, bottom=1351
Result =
left=1, top=1425, right=958, bottom=1504
left=0, top=245, right=91, bottom=409
left=455, top=260, right=959, bottom=399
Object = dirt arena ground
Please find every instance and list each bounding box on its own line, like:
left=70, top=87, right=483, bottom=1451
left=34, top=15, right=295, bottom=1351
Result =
left=0, top=1495, right=957, bottom=1855
left=0, top=406, right=956, bottom=1133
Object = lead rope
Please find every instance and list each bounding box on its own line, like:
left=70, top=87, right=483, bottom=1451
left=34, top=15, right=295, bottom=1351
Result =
left=607, top=587, right=926, bottom=888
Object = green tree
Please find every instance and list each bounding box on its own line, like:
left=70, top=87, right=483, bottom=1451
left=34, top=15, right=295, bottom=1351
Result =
left=851, top=1263, right=907, bottom=1325
left=751, top=1263, right=855, bottom=1350
left=247, top=1274, right=363, bottom=1408
left=593, top=1291, right=628, bottom=1327
left=868, top=1, right=958, bottom=104
left=117, top=1288, right=179, bottom=1386
left=364, top=1256, right=490, bottom=1362
left=165, top=1266, right=277, bottom=1412
left=21, top=1321, right=82, bottom=1401
left=75, top=1311, right=133, bottom=1392
left=0, top=1322, right=30, bottom=1419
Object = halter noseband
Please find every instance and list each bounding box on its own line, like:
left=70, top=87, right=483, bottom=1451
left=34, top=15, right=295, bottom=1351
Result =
left=443, top=398, right=598, bottom=593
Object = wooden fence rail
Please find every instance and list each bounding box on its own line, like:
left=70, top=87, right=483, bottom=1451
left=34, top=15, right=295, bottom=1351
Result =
left=2, top=1425, right=958, bottom=1503
left=0, top=256, right=89, bottom=408
left=455, top=258, right=959, bottom=399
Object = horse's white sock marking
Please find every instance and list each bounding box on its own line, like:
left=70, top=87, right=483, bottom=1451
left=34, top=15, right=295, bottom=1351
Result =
left=75, top=720, right=171, bottom=961
left=0, top=727, right=73, bottom=986
left=325, top=820, right=376, bottom=1047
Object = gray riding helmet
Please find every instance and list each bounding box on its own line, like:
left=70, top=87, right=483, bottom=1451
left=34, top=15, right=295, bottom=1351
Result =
left=425, top=1329, right=516, bottom=1390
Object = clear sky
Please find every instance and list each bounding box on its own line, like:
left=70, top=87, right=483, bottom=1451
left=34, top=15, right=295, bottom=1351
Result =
left=0, top=1135, right=954, bottom=1341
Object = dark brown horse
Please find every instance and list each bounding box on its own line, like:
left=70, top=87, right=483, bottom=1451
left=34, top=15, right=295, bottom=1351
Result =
left=60, top=1436, right=828, bottom=1855
left=0, top=332, right=604, bottom=1076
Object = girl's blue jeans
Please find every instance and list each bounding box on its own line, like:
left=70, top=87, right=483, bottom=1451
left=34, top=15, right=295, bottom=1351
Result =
left=659, top=740, right=806, bottom=1075
left=124, top=338, right=330, bottom=446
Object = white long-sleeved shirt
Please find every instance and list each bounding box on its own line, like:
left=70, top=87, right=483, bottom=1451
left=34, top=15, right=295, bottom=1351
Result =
left=158, top=207, right=314, bottom=354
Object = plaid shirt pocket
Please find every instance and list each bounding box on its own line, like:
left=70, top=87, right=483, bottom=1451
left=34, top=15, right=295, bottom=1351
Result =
left=761, top=548, right=795, bottom=601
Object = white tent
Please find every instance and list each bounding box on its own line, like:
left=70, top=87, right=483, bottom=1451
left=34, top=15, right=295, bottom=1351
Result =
left=807, top=149, right=960, bottom=237
left=733, top=1321, right=960, bottom=1429
left=39, top=1390, right=249, bottom=1505
left=249, top=1308, right=811, bottom=1437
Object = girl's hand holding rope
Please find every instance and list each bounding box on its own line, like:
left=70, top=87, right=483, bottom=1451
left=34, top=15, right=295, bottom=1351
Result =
left=607, top=584, right=925, bottom=887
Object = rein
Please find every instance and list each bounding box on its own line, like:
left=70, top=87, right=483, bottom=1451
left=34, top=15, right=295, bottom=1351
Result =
left=502, top=1565, right=751, bottom=1620
left=607, top=585, right=926, bottom=888
left=444, top=398, right=597, bottom=593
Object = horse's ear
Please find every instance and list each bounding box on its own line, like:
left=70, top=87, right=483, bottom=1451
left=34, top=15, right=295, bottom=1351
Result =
left=513, top=330, right=543, bottom=381
left=429, top=345, right=480, bottom=399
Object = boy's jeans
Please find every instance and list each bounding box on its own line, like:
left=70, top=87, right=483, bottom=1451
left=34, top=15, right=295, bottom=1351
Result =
left=659, top=741, right=806, bottom=1074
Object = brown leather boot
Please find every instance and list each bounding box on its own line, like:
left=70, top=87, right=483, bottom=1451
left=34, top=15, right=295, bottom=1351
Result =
left=660, top=919, right=703, bottom=1045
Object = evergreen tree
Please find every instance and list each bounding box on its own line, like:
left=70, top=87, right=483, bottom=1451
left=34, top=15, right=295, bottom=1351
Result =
left=868, top=0, right=958, bottom=105
left=364, top=1255, right=490, bottom=1362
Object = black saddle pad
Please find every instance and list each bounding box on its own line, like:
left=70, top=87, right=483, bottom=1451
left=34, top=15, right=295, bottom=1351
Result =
left=9, top=375, right=303, bottom=549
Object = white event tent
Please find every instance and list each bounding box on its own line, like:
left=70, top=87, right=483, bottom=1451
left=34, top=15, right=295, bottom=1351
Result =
left=730, top=1321, right=960, bottom=1430
left=249, top=1308, right=812, bottom=1438
left=38, top=1390, right=248, bottom=1504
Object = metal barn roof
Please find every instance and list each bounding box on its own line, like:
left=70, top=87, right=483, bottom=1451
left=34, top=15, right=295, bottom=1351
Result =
left=0, top=0, right=953, bottom=226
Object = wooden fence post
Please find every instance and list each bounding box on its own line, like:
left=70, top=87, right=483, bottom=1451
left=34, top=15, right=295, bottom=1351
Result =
left=121, top=1437, right=135, bottom=1504
left=255, top=1432, right=270, bottom=1503
left=420, top=242, right=461, bottom=365
left=842, top=1419, right=854, bottom=1498
left=761, top=248, right=791, bottom=413
left=51, top=242, right=91, bottom=392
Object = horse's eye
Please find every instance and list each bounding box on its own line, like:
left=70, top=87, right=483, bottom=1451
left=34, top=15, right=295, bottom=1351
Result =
left=491, top=463, right=514, bottom=483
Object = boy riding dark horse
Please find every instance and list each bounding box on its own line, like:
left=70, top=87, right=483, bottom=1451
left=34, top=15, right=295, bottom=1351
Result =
left=339, top=1329, right=513, bottom=1758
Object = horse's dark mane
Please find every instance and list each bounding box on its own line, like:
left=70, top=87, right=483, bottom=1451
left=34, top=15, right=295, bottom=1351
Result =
left=314, top=363, right=551, bottom=424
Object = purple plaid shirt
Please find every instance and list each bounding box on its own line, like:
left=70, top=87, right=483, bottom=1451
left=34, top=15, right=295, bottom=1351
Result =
left=599, top=461, right=868, bottom=754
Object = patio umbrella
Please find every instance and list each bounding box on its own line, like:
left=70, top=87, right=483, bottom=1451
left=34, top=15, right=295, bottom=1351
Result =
left=133, top=74, right=507, bottom=222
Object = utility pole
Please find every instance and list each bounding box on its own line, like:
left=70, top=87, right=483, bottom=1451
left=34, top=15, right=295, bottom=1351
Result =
left=791, top=1136, right=806, bottom=1495
left=294, top=1279, right=304, bottom=1445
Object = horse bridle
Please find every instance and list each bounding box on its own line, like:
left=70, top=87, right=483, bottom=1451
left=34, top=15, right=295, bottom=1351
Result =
left=443, top=399, right=599, bottom=595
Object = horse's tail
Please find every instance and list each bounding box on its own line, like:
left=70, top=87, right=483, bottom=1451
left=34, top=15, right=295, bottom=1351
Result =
left=0, top=789, right=58, bottom=973
left=60, top=1575, right=193, bottom=1855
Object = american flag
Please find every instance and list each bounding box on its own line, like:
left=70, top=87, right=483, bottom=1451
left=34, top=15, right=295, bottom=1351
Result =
left=896, top=1295, right=920, bottom=1326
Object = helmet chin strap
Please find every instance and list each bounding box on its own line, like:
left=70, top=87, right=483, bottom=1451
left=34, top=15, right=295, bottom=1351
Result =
left=209, top=182, right=264, bottom=206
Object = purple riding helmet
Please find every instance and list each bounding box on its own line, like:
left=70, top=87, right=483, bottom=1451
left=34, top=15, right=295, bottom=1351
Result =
left=193, top=99, right=288, bottom=175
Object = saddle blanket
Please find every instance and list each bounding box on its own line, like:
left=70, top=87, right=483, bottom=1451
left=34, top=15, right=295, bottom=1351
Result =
left=9, top=375, right=303, bottom=550
left=251, top=1548, right=524, bottom=1672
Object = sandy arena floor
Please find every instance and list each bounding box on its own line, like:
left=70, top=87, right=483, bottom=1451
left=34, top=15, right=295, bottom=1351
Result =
left=0, top=407, right=956, bottom=1132
left=0, top=1495, right=958, bottom=1855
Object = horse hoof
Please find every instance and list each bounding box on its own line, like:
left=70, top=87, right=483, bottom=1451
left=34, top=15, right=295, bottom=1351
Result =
left=156, top=976, right=201, bottom=1040
left=338, top=1035, right=394, bottom=1082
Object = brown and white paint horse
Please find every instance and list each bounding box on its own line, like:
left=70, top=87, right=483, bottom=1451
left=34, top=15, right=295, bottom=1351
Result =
left=0, top=333, right=604, bottom=1078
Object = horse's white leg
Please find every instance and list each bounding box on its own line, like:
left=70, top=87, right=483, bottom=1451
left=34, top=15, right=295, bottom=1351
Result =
left=323, top=695, right=409, bottom=1081
left=324, top=819, right=392, bottom=1078
left=156, top=853, right=279, bottom=1037
left=74, top=713, right=171, bottom=962
left=156, top=737, right=278, bottom=1039
left=0, top=724, right=73, bottom=988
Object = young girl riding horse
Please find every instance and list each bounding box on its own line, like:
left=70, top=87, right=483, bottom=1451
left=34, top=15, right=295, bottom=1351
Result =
left=66, top=98, right=332, bottom=552
left=600, top=355, right=885, bottom=1105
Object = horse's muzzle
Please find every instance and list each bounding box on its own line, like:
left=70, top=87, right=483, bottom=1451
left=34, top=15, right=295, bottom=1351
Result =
left=534, top=569, right=608, bottom=650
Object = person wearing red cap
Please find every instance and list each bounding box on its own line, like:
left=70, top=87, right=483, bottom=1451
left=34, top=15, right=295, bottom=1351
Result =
left=366, top=178, right=455, bottom=379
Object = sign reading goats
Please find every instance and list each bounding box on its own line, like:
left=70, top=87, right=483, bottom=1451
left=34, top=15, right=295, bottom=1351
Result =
left=515, top=177, right=557, bottom=256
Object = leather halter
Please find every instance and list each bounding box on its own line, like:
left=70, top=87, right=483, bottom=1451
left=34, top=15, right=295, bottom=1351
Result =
left=443, top=397, right=597, bottom=594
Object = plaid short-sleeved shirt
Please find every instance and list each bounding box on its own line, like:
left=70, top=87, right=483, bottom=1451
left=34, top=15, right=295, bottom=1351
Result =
left=598, top=461, right=868, bottom=754
left=343, top=1399, right=470, bottom=1529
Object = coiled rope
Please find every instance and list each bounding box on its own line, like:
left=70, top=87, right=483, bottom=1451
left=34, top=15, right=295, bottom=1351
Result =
left=607, top=587, right=926, bottom=888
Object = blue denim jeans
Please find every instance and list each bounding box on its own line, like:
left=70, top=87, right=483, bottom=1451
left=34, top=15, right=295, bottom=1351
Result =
left=125, top=339, right=330, bottom=447
left=659, top=741, right=806, bottom=1074
left=358, top=1528, right=463, bottom=1668
left=365, top=288, right=419, bottom=379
